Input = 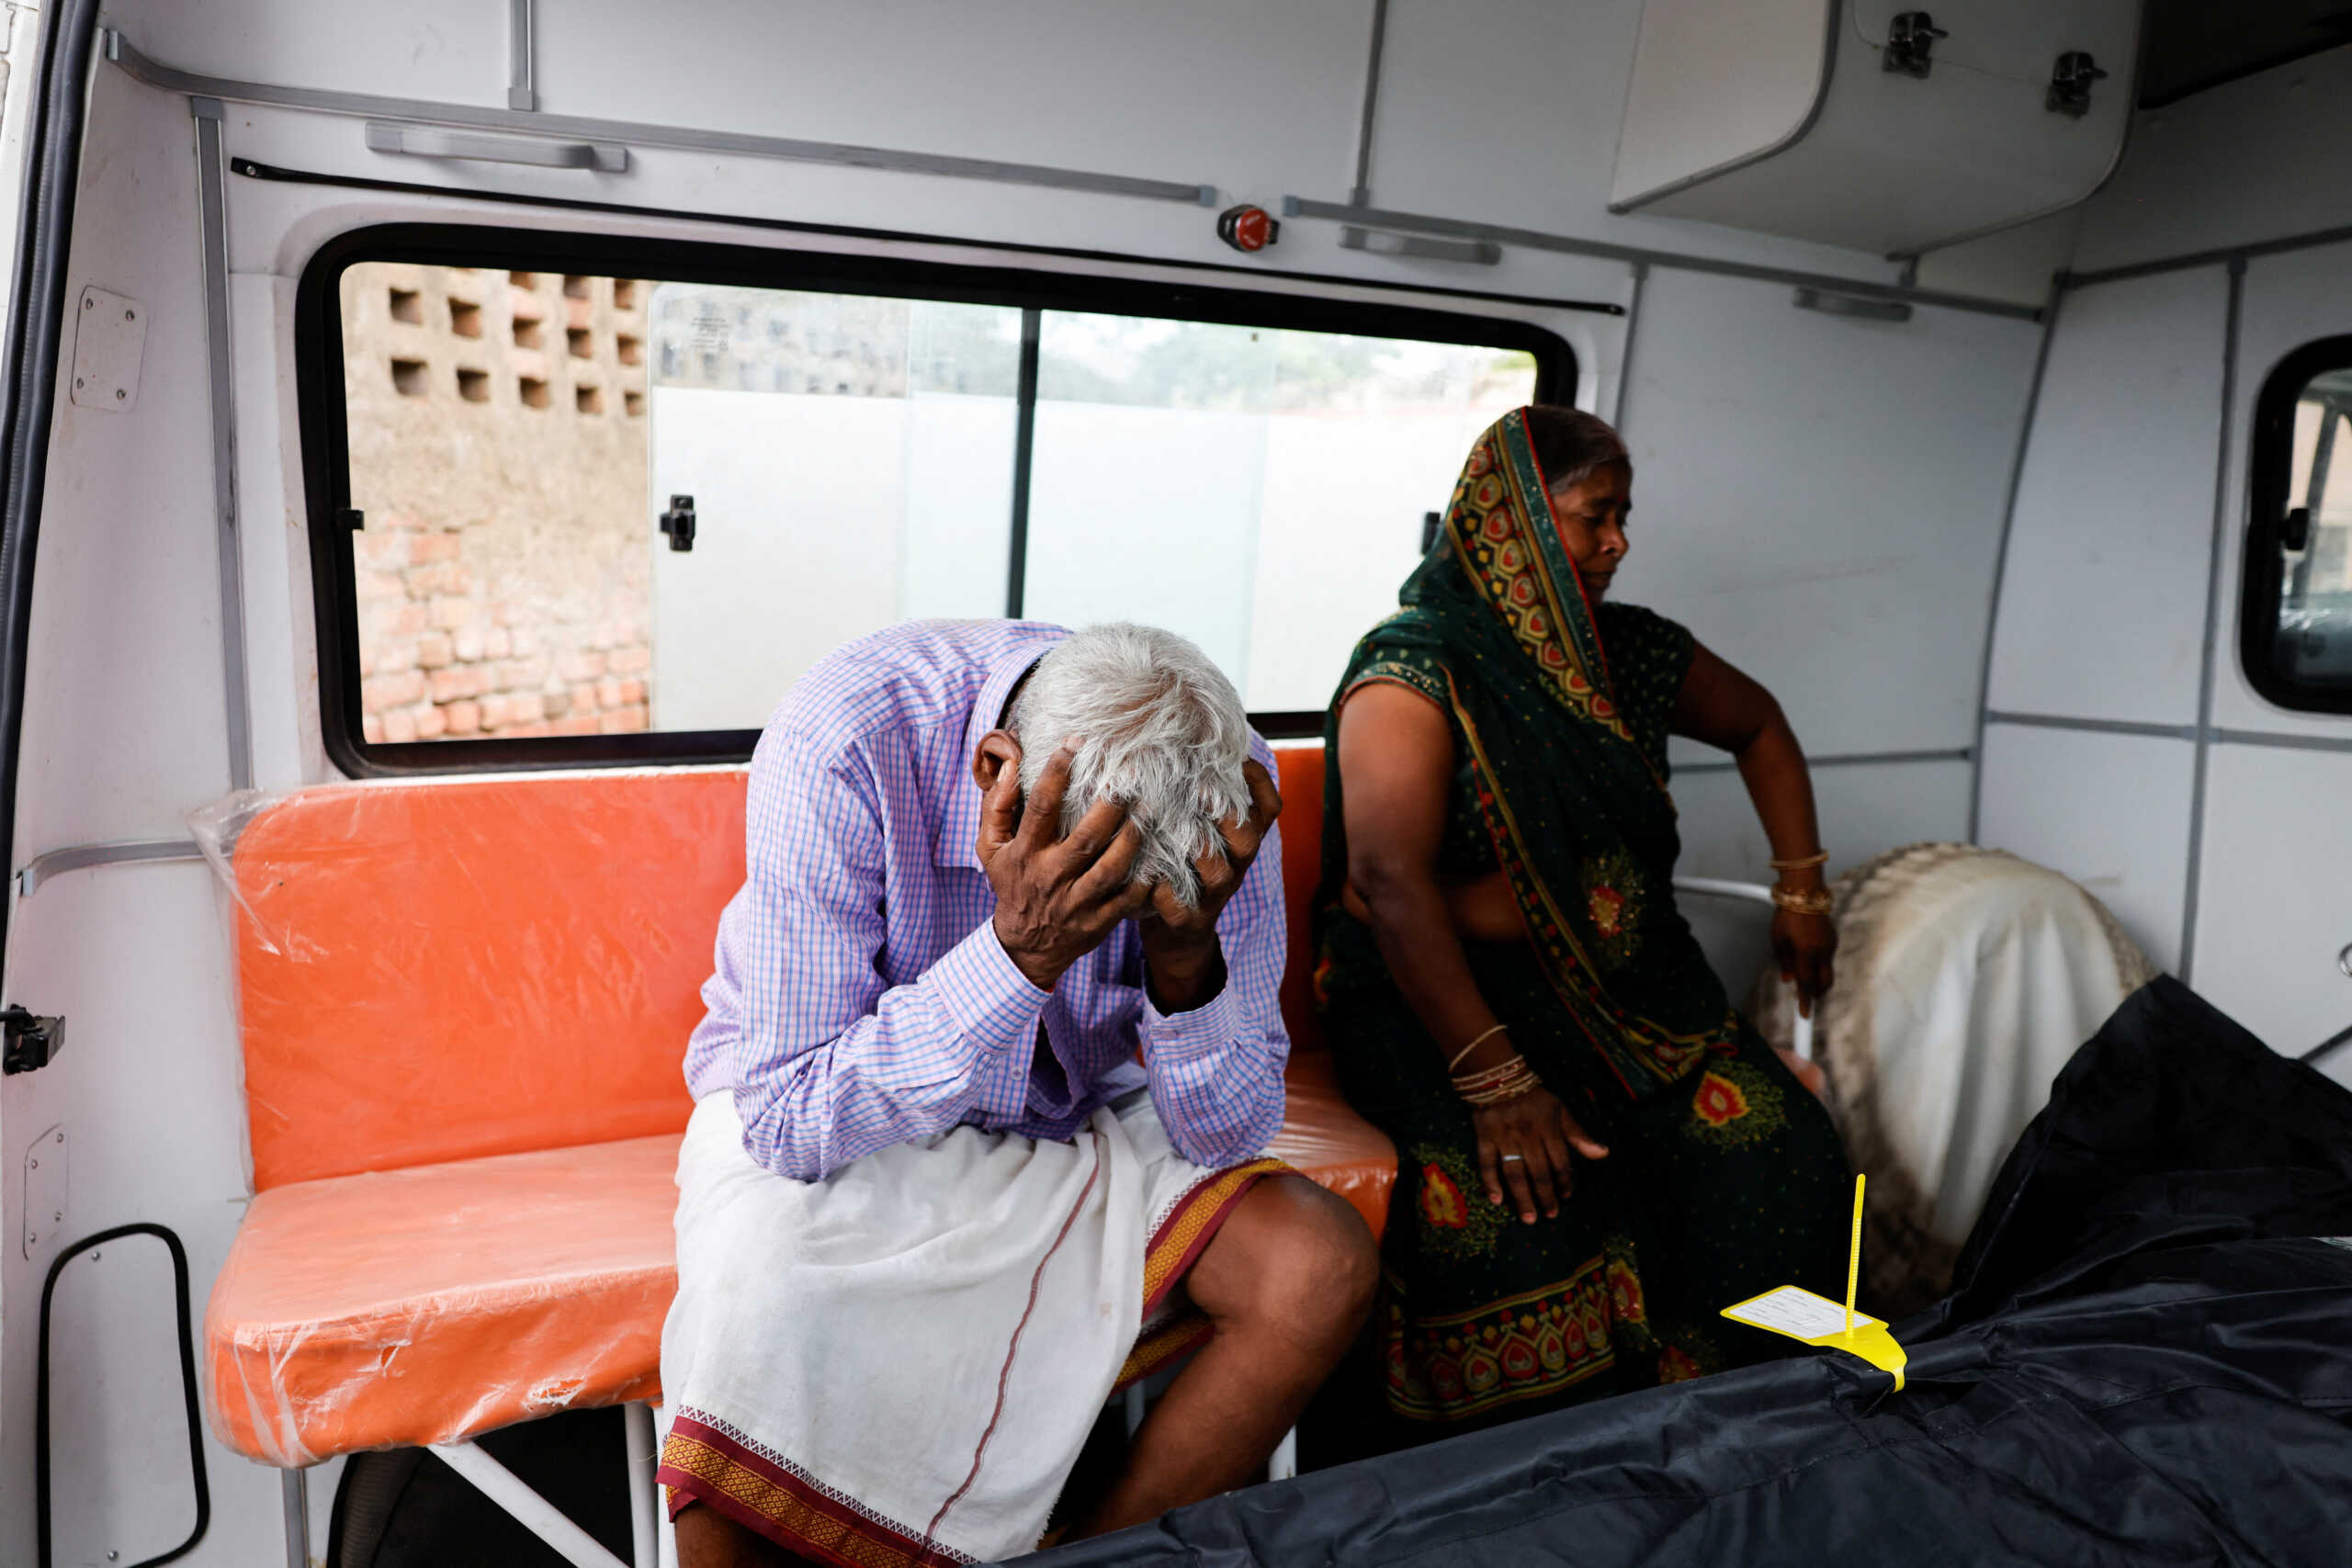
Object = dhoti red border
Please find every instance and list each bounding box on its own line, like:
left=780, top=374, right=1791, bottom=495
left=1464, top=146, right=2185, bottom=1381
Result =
left=658, top=1156, right=1291, bottom=1567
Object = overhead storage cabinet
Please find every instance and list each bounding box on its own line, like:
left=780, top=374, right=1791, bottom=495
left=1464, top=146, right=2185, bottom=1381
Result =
left=1611, top=0, right=2140, bottom=256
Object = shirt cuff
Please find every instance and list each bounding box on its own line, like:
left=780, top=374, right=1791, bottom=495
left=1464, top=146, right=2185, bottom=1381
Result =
left=930, top=918, right=1051, bottom=1055
left=1140, top=982, right=1241, bottom=1063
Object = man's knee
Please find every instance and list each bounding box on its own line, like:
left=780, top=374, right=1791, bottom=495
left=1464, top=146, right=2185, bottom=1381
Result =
left=1200, top=1176, right=1378, bottom=1347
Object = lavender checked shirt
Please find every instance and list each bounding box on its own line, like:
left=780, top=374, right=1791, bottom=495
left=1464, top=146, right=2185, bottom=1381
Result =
left=684, top=619, right=1290, bottom=1181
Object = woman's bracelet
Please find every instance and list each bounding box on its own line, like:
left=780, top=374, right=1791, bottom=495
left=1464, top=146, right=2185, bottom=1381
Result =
left=1451, top=1057, right=1529, bottom=1091
left=1769, top=850, right=1829, bottom=872
left=1446, top=1022, right=1510, bottom=1072
left=1453, top=1053, right=1544, bottom=1106
left=1770, top=885, right=1835, bottom=916
left=1460, top=1068, right=1544, bottom=1107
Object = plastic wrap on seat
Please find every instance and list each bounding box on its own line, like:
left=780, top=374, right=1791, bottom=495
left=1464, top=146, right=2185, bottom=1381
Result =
left=199, top=770, right=745, bottom=1190
left=1266, top=1049, right=1394, bottom=1240
left=203, top=1134, right=681, bottom=1467
left=205, top=1070, right=1391, bottom=1467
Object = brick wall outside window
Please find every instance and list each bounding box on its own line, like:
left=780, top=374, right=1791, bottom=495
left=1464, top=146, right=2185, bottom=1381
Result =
left=340, top=264, right=654, bottom=742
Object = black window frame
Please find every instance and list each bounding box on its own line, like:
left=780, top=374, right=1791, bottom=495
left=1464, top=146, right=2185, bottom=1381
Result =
left=297, top=222, right=1574, bottom=774
left=2242, top=333, right=2352, bottom=716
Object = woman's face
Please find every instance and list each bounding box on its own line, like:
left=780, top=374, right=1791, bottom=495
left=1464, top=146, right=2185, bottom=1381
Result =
left=1546, top=459, right=1632, bottom=598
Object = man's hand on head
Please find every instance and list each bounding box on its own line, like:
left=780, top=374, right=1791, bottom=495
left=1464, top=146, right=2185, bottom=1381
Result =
left=977, top=742, right=1155, bottom=991
left=1137, top=758, right=1282, bottom=1013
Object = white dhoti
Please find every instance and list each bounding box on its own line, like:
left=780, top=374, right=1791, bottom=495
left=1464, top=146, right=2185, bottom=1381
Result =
left=655, top=1091, right=1285, bottom=1566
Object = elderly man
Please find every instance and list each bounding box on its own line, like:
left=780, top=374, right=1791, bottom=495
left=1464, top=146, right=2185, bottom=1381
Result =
left=657, top=619, right=1378, bottom=1567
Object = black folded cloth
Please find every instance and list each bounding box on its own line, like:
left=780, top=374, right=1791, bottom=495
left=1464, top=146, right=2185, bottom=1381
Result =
left=1018, top=976, right=2352, bottom=1566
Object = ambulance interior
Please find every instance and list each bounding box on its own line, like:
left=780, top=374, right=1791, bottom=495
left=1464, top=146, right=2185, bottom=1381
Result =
left=0, top=1, right=2348, bottom=1563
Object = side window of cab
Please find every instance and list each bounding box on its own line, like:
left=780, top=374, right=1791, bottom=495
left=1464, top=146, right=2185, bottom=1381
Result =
left=2244, top=337, right=2352, bottom=714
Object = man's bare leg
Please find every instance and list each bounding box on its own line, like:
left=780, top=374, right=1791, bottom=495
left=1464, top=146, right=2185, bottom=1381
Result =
left=1078, top=1174, right=1378, bottom=1538
left=674, top=1502, right=826, bottom=1567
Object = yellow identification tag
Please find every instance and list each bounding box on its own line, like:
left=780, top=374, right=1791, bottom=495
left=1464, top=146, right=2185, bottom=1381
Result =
left=1719, top=1175, right=1907, bottom=1390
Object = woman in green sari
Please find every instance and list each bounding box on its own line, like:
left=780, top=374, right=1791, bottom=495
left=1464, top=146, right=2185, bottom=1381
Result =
left=1320, top=405, right=1849, bottom=1433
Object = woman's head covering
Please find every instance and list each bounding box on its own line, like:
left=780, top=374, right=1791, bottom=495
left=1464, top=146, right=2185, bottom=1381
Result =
left=1321, top=407, right=1741, bottom=1099
left=1400, top=406, right=1645, bottom=761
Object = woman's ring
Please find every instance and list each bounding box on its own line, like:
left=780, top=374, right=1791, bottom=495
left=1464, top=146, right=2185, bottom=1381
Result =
left=1498, top=1153, right=1525, bottom=1163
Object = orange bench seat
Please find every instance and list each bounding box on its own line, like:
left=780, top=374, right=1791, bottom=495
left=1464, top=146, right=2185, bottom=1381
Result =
left=204, top=747, right=1394, bottom=1465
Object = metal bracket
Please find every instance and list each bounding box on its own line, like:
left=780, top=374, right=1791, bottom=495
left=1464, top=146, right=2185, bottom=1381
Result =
left=2046, top=51, right=2108, bottom=118
left=1883, top=12, right=1948, bottom=79
left=1, top=1007, right=64, bottom=1075
left=69, top=286, right=146, bottom=411
left=22, top=1125, right=64, bottom=1259
left=508, top=0, right=537, bottom=112
left=659, top=494, right=696, bottom=552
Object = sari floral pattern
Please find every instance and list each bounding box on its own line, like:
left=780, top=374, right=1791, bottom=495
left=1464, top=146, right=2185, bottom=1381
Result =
left=1688, top=1058, right=1788, bottom=1148
left=1578, top=849, right=1645, bottom=971
left=1381, top=1261, right=1621, bottom=1424
left=1410, top=1143, right=1505, bottom=1260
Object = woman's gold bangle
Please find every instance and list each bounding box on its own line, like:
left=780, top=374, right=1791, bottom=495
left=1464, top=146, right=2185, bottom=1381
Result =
left=1452, top=1055, right=1531, bottom=1091
left=1770, top=886, right=1835, bottom=916
left=1453, top=1053, right=1544, bottom=1106
left=1446, top=1023, right=1510, bottom=1072
left=1460, top=1069, right=1543, bottom=1107
left=1769, top=850, right=1829, bottom=872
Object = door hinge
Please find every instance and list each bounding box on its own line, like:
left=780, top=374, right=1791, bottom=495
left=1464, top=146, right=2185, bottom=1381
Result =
left=1883, top=12, right=1949, bottom=79
left=2, top=1008, right=65, bottom=1075
left=660, top=493, right=696, bottom=552
left=2047, top=51, right=2109, bottom=118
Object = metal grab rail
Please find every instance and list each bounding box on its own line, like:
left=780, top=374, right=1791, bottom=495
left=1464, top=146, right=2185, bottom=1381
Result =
left=1673, top=876, right=1815, bottom=1063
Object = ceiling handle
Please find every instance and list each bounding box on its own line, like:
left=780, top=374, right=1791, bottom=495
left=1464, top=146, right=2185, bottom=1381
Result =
left=364, top=120, right=628, bottom=173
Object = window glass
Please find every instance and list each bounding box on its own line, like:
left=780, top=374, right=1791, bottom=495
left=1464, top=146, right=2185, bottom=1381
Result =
left=2247, top=348, right=2352, bottom=713
left=331, top=251, right=1553, bottom=760
left=1025, top=318, right=1537, bottom=710
left=2269, top=367, right=2352, bottom=698
left=643, top=286, right=1019, bottom=732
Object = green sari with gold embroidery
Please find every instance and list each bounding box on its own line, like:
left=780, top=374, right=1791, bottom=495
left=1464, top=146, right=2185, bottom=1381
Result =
left=1318, top=409, right=1849, bottom=1431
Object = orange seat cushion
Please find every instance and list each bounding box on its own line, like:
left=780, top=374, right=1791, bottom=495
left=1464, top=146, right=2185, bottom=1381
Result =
left=1272, top=741, right=1329, bottom=1056
left=205, top=1134, right=681, bottom=1465
left=209, top=745, right=1397, bottom=1462
left=231, top=772, right=745, bottom=1190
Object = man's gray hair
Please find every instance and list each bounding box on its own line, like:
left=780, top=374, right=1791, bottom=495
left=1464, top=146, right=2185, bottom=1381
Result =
left=1008, top=623, right=1252, bottom=908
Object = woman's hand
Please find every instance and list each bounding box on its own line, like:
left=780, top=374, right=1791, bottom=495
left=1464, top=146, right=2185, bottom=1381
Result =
left=1772, top=908, right=1838, bottom=1017
left=1473, top=1088, right=1609, bottom=1225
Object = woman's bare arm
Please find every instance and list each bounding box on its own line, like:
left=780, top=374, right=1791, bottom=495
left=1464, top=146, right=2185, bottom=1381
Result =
left=1337, top=684, right=1499, bottom=1057
left=1338, top=682, right=1606, bottom=1224
left=1668, top=641, right=1838, bottom=1008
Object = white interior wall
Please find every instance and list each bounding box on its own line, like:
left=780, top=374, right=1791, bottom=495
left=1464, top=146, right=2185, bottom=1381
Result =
left=1978, top=46, right=2352, bottom=1077
left=3, top=2, right=2077, bottom=1561
left=2192, top=743, right=2352, bottom=1066
left=1975, top=725, right=2194, bottom=972
left=1984, top=267, right=2225, bottom=728
left=1614, top=265, right=2037, bottom=988
left=1623, top=268, right=2039, bottom=761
